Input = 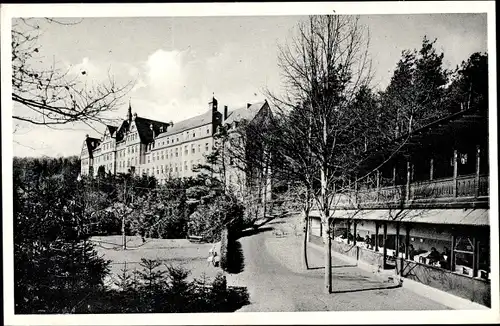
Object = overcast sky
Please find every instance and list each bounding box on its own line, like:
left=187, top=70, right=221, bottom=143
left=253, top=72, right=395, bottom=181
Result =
left=11, top=13, right=487, bottom=158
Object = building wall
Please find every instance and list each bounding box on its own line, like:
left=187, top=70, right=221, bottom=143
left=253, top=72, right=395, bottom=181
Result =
left=85, top=118, right=216, bottom=183
left=80, top=143, right=90, bottom=176
left=150, top=123, right=214, bottom=182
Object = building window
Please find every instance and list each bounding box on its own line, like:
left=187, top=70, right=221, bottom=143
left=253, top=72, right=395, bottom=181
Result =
left=207, top=128, right=210, bottom=134
left=206, top=143, right=209, bottom=151
left=193, top=132, right=196, bottom=138
left=198, top=144, right=201, bottom=152
left=191, top=144, right=195, bottom=154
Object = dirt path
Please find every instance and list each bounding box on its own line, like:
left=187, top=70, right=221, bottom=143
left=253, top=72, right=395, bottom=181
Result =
left=226, top=217, right=451, bottom=312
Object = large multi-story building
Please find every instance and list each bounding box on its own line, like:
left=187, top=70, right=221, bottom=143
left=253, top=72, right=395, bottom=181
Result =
left=80, top=97, right=271, bottom=185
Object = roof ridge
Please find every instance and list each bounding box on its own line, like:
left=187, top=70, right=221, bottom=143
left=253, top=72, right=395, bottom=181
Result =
left=135, top=115, right=170, bottom=125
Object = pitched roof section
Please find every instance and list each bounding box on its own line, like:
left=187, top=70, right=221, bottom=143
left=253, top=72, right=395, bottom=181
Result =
left=85, top=137, right=101, bottom=157
left=223, top=101, right=267, bottom=125
left=134, top=116, right=171, bottom=143
left=157, top=110, right=213, bottom=138
left=106, top=125, right=118, bottom=137
left=115, top=120, right=131, bottom=142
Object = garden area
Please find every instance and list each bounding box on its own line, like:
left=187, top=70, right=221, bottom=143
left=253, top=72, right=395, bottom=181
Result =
left=13, top=156, right=255, bottom=314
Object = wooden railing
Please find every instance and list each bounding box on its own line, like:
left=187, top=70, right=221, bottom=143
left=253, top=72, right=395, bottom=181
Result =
left=411, top=177, right=455, bottom=199
left=334, top=173, right=489, bottom=208
left=479, top=175, right=489, bottom=197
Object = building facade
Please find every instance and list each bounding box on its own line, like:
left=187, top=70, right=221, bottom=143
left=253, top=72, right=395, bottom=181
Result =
left=80, top=98, right=271, bottom=185
left=307, top=107, right=491, bottom=307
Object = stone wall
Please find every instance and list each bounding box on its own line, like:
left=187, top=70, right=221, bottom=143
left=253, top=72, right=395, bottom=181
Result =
left=397, top=258, right=490, bottom=307
left=358, top=246, right=384, bottom=268
left=309, top=234, right=323, bottom=247
left=331, top=240, right=384, bottom=268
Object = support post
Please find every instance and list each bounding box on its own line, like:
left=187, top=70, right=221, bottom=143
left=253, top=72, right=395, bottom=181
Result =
left=475, top=145, right=481, bottom=198
left=383, top=222, right=388, bottom=269
left=405, top=224, right=411, bottom=260
left=347, top=220, right=351, bottom=244
left=406, top=160, right=411, bottom=200
left=472, top=237, right=478, bottom=277
left=392, top=165, right=397, bottom=186
left=430, top=158, right=434, bottom=181
left=453, top=149, right=458, bottom=197
left=395, top=222, right=400, bottom=258
left=451, top=234, right=456, bottom=272
left=354, top=174, right=358, bottom=205
left=375, top=222, right=379, bottom=252
left=376, top=169, right=381, bottom=202
left=353, top=221, right=357, bottom=245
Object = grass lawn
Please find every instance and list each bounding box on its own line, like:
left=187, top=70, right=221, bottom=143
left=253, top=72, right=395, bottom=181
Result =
left=90, top=235, right=222, bottom=288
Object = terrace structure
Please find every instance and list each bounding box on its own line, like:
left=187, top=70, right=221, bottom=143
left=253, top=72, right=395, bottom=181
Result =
left=308, top=106, right=491, bottom=307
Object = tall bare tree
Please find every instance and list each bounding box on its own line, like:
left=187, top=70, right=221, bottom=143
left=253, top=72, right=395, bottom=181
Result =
left=267, top=15, right=374, bottom=293
left=12, top=18, right=133, bottom=128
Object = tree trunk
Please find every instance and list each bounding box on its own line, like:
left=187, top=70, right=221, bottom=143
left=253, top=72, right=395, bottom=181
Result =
left=324, top=214, right=332, bottom=294
left=321, top=117, right=332, bottom=294
left=302, top=207, right=310, bottom=270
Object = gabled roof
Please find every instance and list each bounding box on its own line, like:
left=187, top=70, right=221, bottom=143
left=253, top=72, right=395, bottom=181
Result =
left=157, top=110, right=214, bottom=138
left=115, top=120, right=130, bottom=142
left=106, top=125, right=118, bottom=137
left=134, top=116, right=171, bottom=143
left=85, top=137, right=101, bottom=157
left=224, top=101, right=267, bottom=125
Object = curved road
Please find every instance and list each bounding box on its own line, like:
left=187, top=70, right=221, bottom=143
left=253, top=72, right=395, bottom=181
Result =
left=226, top=219, right=450, bottom=312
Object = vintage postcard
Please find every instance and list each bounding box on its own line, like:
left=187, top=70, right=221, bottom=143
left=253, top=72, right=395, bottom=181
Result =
left=2, top=1, right=498, bottom=325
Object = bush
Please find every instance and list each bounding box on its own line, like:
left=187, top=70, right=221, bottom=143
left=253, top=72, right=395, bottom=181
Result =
left=76, top=260, right=249, bottom=313
left=14, top=172, right=110, bottom=314
left=188, top=193, right=245, bottom=242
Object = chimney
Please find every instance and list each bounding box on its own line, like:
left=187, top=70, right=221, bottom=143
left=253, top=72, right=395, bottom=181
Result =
left=150, top=124, right=155, bottom=138
left=247, top=103, right=252, bottom=109
left=224, top=105, right=228, bottom=120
